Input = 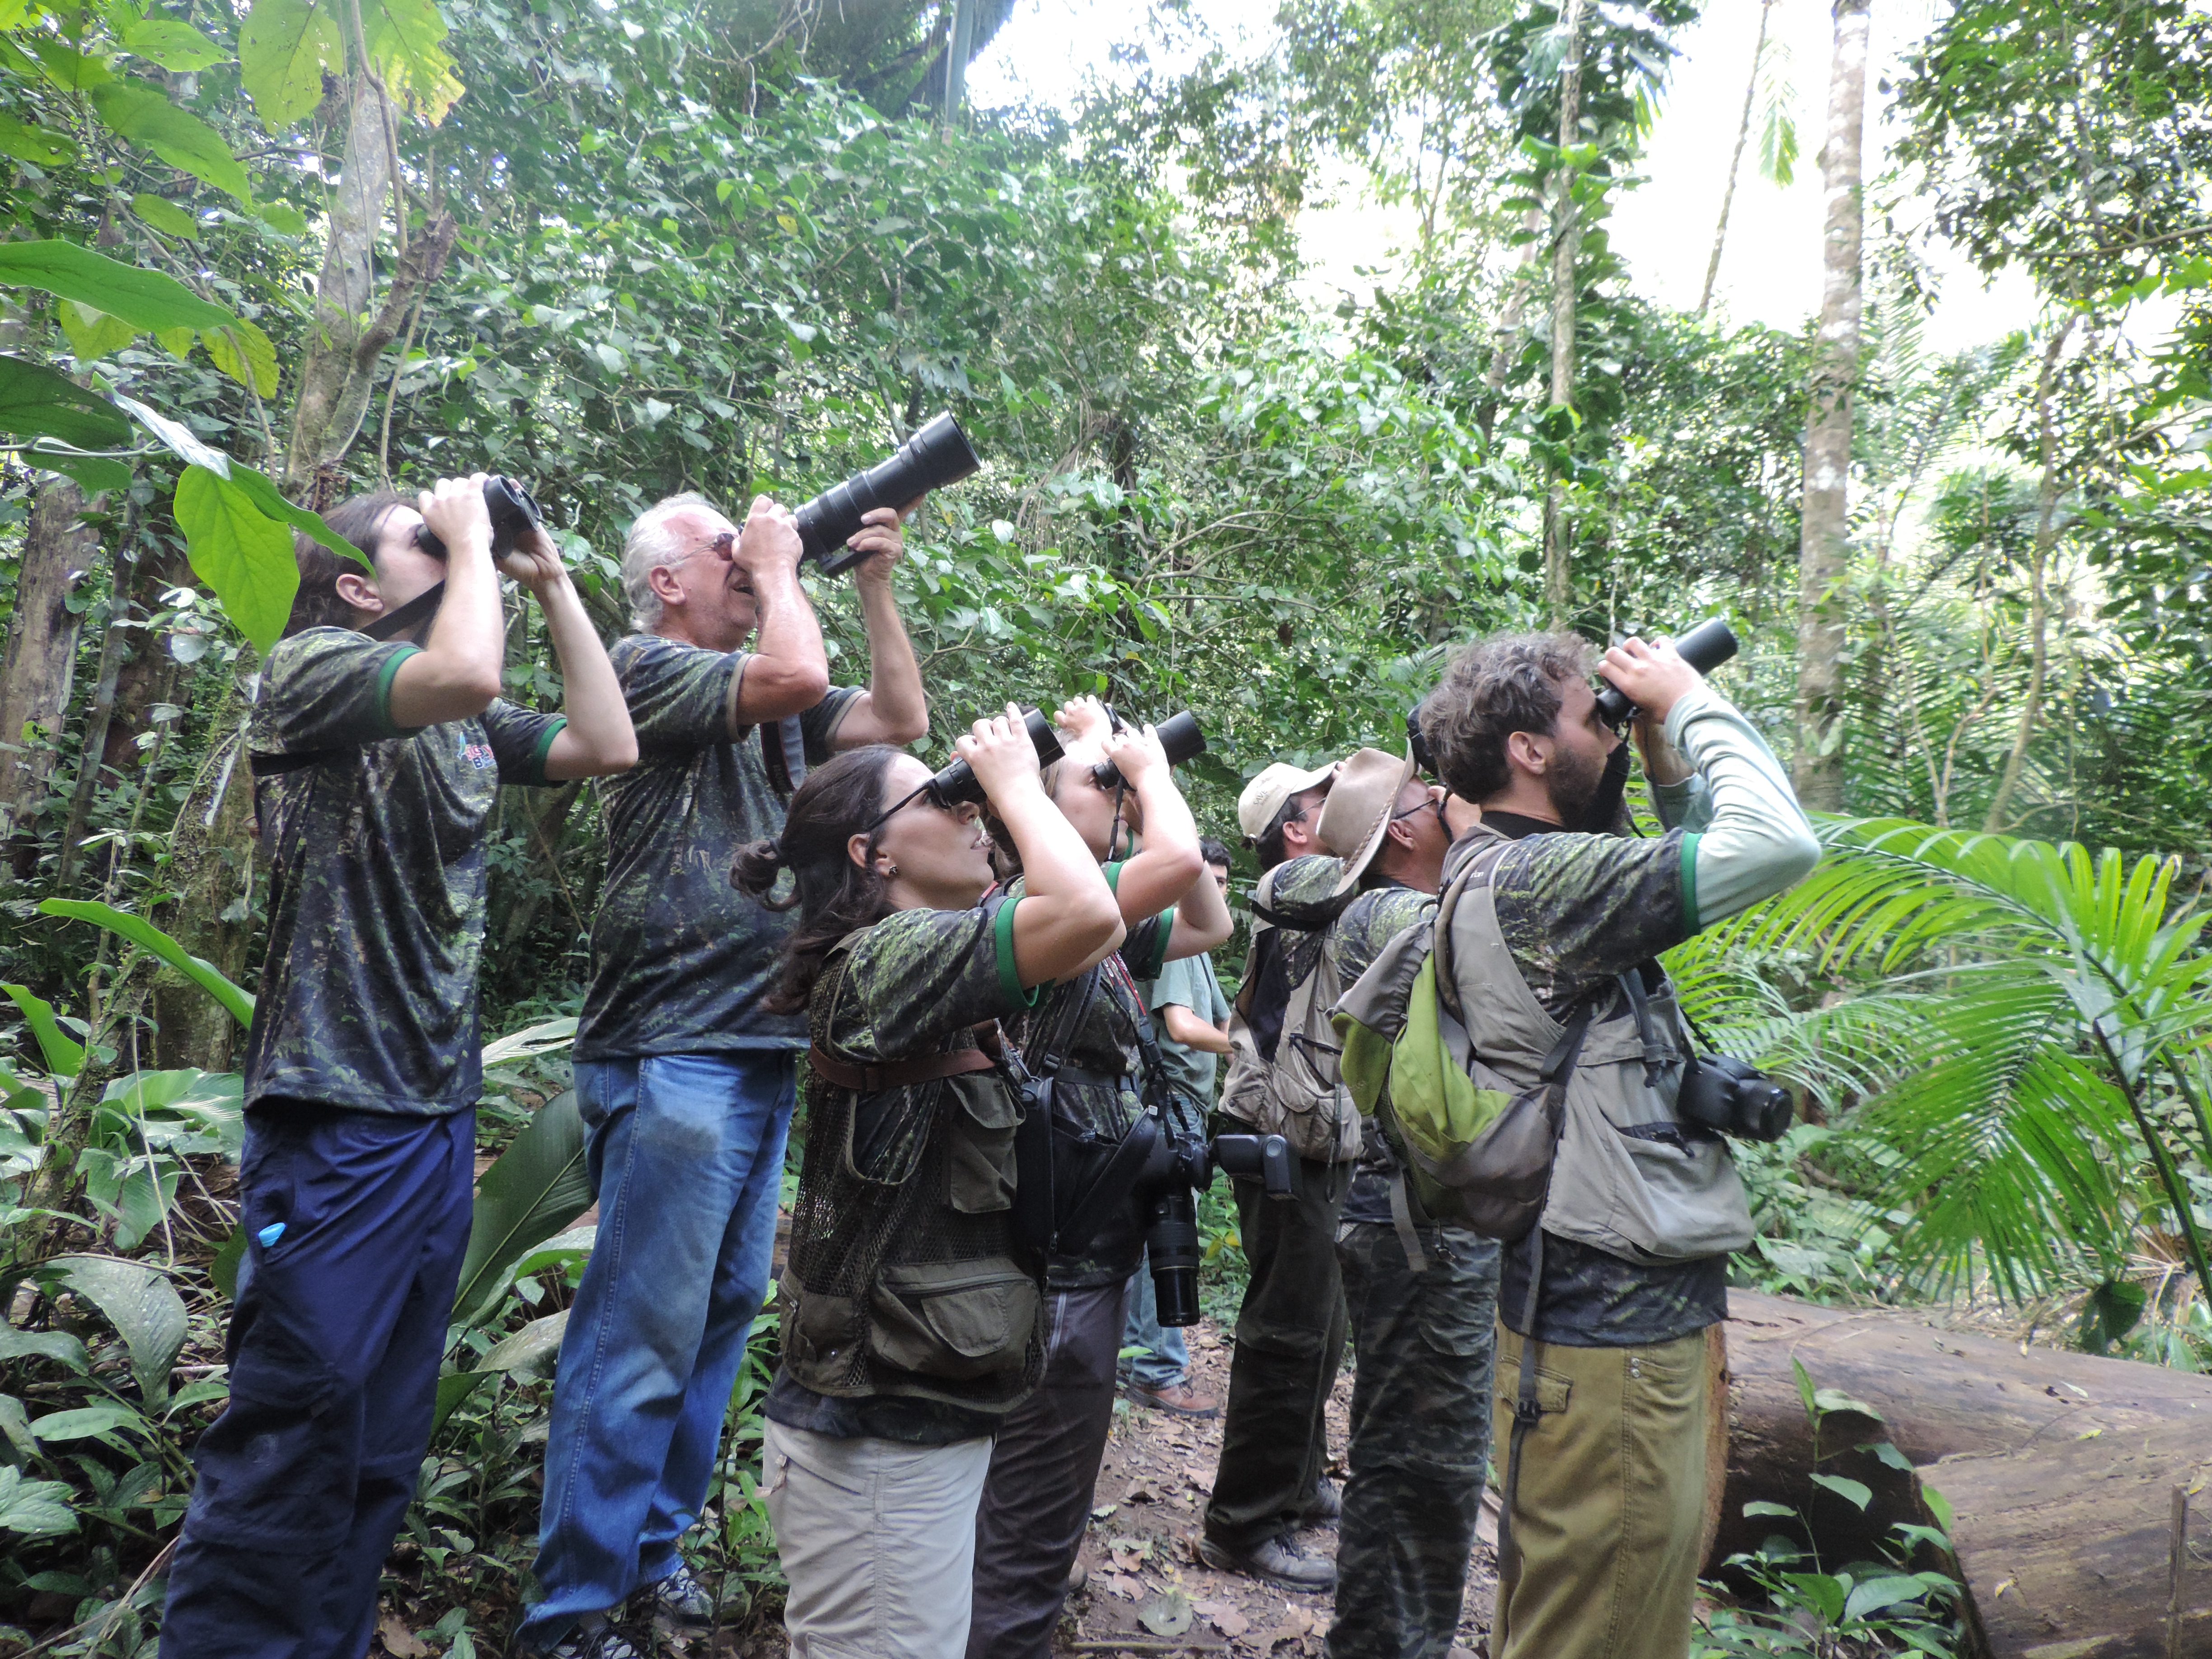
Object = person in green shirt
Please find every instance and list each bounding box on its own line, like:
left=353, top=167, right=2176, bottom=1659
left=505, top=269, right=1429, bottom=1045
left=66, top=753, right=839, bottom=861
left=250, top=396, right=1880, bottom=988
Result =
left=161, top=476, right=636, bottom=1659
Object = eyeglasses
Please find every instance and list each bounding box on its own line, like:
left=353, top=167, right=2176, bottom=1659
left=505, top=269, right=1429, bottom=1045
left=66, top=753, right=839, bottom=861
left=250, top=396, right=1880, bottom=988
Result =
left=1390, top=796, right=1447, bottom=831
left=684, top=530, right=737, bottom=563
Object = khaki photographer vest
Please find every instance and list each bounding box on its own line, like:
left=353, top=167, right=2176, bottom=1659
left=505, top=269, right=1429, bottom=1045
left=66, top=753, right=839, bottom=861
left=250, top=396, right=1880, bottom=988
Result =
left=1443, top=843, right=1754, bottom=1263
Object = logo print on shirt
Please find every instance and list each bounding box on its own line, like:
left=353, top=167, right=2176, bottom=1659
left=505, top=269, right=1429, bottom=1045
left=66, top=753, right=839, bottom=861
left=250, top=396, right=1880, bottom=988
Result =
left=461, top=741, right=496, bottom=771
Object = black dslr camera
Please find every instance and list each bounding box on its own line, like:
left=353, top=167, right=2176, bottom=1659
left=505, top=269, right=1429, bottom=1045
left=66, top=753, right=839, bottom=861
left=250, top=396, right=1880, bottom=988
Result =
left=412, top=474, right=544, bottom=560
left=1121, top=1106, right=1295, bottom=1326
left=1678, top=1054, right=1794, bottom=1142
left=796, top=412, right=982, bottom=577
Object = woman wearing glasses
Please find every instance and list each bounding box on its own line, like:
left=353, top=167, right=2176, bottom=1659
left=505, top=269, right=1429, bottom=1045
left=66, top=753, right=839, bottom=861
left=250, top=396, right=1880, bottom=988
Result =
left=731, top=710, right=1122, bottom=1659
left=967, top=696, right=1235, bottom=1659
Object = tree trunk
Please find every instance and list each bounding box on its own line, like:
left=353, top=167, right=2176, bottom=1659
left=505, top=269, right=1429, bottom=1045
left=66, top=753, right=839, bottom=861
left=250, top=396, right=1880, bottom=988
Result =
left=1542, top=0, right=1588, bottom=627
left=1982, top=319, right=2076, bottom=834
left=151, top=692, right=258, bottom=1072
left=1720, top=1293, right=2212, bottom=1658
left=1791, top=0, right=1870, bottom=813
left=0, top=479, right=97, bottom=866
left=281, top=72, right=458, bottom=504
left=1478, top=207, right=1547, bottom=445
left=56, top=501, right=142, bottom=890
left=1700, top=0, right=1777, bottom=315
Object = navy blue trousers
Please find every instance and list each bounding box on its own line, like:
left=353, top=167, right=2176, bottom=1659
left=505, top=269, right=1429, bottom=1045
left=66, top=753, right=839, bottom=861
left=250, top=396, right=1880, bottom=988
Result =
left=160, top=1104, right=476, bottom=1659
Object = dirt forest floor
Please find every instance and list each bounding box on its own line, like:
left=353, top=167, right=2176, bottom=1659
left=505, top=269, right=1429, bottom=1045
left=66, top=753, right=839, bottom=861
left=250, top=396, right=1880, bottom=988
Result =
left=1052, top=1318, right=1499, bottom=1659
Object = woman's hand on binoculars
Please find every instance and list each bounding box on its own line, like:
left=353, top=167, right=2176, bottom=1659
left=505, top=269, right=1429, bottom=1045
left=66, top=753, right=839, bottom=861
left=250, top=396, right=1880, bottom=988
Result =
left=1054, top=697, right=1112, bottom=747
left=498, top=525, right=569, bottom=596
left=1101, top=719, right=1167, bottom=788
left=418, top=473, right=493, bottom=558
left=959, top=703, right=1047, bottom=802
left=1598, top=636, right=1700, bottom=728
left=842, top=506, right=907, bottom=586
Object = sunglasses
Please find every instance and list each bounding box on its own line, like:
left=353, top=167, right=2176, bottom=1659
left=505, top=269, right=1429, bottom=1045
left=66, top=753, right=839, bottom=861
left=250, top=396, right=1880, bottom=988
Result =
left=862, top=778, right=978, bottom=838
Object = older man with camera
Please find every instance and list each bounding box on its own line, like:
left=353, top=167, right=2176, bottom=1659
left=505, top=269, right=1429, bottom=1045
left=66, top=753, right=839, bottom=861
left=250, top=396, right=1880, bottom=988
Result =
left=519, top=492, right=928, bottom=1659
left=1411, top=631, right=1819, bottom=1659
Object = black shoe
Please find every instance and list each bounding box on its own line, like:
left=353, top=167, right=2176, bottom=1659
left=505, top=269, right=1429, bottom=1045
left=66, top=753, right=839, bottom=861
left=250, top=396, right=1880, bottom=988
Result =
left=528, top=1617, right=641, bottom=1659
left=1297, top=1475, right=1341, bottom=1523
left=1197, top=1532, right=1337, bottom=1592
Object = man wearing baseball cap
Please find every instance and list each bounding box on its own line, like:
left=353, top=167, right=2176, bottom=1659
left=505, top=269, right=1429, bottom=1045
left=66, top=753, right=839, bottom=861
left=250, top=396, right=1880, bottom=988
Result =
left=1197, top=757, right=1356, bottom=1590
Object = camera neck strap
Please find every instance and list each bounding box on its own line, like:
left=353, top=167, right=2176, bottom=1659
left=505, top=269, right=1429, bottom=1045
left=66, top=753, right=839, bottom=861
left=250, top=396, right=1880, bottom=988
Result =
left=364, top=580, right=446, bottom=642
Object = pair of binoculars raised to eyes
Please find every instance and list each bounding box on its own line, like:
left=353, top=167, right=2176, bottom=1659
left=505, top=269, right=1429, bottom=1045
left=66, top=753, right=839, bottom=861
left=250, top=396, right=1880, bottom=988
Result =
left=1406, top=616, right=1742, bottom=772
left=926, top=708, right=1208, bottom=808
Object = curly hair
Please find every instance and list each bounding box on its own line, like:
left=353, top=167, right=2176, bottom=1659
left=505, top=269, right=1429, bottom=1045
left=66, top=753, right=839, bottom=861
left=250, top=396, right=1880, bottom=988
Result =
left=1420, top=632, right=1594, bottom=804
left=731, top=745, right=905, bottom=1014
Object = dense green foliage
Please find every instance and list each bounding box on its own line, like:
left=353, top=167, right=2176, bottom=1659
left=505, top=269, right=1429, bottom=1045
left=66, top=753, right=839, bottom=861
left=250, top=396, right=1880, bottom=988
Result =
left=0, top=0, right=2204, bottom=1649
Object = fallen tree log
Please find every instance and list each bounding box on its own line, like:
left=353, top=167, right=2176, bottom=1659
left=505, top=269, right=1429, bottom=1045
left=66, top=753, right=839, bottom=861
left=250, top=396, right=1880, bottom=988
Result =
left=1714, top=1292, right=2212, bottom=1657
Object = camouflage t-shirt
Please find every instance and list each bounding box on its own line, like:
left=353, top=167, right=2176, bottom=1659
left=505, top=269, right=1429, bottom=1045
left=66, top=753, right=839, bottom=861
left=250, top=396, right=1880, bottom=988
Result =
left=1474, top=812, right=1729, bottom=1348
left=576, top=634, right=858, bottom=1061
left=1006, top=865, right=1170, bottom=1291
left=766, top=898, right=1036, bottom=1444
left=245, top=627, right=564, bottom=1115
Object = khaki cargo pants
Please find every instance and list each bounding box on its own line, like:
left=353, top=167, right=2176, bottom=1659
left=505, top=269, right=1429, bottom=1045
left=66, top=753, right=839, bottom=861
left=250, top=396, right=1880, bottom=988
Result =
left=1490, top=1325, right=1710, bottom=1659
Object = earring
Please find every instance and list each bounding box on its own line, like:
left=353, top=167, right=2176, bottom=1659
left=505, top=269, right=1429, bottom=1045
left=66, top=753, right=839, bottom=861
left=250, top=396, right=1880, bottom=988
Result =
left=881, top=862, right=900, bottom=878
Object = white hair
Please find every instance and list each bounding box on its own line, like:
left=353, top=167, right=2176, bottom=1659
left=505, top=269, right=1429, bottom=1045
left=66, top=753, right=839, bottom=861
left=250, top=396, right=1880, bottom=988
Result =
left=621, top=491, right=717, bottom=632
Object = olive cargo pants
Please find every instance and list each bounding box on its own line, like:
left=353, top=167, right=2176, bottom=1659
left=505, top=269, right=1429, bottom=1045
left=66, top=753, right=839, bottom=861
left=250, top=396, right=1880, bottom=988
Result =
left=1490, top=1324, right=1711, bottom=1659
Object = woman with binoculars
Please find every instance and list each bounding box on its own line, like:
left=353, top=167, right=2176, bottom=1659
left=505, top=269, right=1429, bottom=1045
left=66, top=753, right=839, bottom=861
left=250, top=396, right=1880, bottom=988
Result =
left=731, top=709, right=1125, bottom=1659
left=967, top=696, right=1234, bottom=1659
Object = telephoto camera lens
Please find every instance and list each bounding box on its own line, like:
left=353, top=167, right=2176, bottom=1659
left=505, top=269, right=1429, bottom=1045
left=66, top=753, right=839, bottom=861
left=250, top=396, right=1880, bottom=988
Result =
left=1144, top=1186, right=1204, bottom=1327
left=412, top=475, right=545, bottom=561
left=1593, top=615, right=1740, bottom=727
left=925, top=707, right=1065, bottom=808
left=1089, top=710, right=1208, bottom=789
left=795, top=412, right=982, bottom=578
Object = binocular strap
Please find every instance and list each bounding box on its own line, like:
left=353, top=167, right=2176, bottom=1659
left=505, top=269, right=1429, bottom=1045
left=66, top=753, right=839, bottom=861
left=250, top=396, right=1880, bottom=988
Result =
left=762, top=715, right=810, bottom=797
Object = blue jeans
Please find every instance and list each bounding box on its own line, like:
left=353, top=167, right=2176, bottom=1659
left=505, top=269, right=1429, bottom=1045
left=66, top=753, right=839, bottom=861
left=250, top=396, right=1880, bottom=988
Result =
left=162, top=1104, right=476, bottom=1659
left=1119, top=1247, right=1189, bottom=1391
left=521, top=1052, right=796, bottom=1646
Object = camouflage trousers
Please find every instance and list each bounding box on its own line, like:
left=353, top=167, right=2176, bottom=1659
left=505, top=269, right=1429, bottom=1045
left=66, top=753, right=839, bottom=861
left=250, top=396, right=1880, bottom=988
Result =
left=1325, top=1221, right=1501, bottom=1659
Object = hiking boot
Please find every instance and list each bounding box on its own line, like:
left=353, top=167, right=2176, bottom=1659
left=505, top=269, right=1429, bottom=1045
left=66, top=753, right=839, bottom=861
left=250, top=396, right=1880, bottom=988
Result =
left=1197, top=1532, right=1337, bottom=1592
left=1297, top=1474, right=1341, bottom=1523
left=526, top=1616, right=641, bottom=1659
left=1064, top=1559, right=1089, bottom=1597
left=1126, top=1376, right=1221, bottom=1418
left=640, top=1562, right=718, bottom=1632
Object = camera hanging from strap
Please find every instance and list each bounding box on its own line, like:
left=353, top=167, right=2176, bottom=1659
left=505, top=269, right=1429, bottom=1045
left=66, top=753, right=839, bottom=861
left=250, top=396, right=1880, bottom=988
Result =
left=1010, top=962, right=1102, bottom=1257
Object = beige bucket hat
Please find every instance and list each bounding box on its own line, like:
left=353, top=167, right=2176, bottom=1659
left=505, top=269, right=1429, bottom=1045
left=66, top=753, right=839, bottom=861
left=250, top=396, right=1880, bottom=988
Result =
left=1316, top=745, right=1419, bottom=895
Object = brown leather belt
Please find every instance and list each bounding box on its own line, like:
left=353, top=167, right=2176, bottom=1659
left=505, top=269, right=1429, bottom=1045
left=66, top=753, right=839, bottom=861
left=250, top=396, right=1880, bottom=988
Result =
left=806, top=1045, right=997, bottom=1094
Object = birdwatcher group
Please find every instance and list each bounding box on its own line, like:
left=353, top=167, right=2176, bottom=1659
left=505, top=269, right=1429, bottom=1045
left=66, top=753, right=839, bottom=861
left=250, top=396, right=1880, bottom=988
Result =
left=158, top=468, right=1821, bottom=1659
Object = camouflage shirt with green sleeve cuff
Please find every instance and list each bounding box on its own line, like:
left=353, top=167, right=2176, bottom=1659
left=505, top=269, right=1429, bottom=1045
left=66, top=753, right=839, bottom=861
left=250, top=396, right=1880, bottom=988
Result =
left=576, top=633, right=858, bottom=1061
left=244, top=626, right=565, bottom=1115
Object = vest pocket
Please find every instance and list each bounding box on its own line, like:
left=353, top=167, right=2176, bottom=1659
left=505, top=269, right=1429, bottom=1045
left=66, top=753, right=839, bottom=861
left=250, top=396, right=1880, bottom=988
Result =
left=946, top=1074, right=1021, bottom=1214
left=868, top=1258, right=1040, bottom=1381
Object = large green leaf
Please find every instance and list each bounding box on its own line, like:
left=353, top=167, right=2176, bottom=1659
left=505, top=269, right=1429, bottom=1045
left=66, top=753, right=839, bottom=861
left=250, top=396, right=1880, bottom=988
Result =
left=223, top=459, right=361, bottom=566
left=0, top=111, right=78, bottom=168
left=40, top=900, right=256, bottom=1028
left=47, top=1255, right=187, bottom=1404
left=480, top=1308, right=568, bottom=1378
left=0, top=240, right=233, bottom=330
left=0, top=982, right=85, bottom=1078
left=0, top=1466, right=78, bottom=1537
left=238, top=0, right=345, bottom=128
left=173, top=464, right=302, bottom=651
left=452, top=1090, right=591, bottom=1327
left=57, top=299, right=137, bottom=362
left=202, top=317, right=280, bottom=397
left=116, top=15, right=227, bottom=71
left=361, top=0, right=464, bottom=124
left=0, top=356, right=132, bottom=449
left=88, top=81, right=253, bottom=203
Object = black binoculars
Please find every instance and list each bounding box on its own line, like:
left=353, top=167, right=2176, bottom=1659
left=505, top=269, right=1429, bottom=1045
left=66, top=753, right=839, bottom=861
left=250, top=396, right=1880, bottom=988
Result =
left=1127, top=1119, right=1295, bottom=1327
left=1592, top=616, right=1739, bottom=728
left=796, top=412, right=981, bottom=577
left=413, top=475, right=544, bottom=561
left=925, top=708, right=1064, bottom=808
left=1091, top=708, right=1207, bottom=789
left=1678, top=1054, right=1794, bottom=1142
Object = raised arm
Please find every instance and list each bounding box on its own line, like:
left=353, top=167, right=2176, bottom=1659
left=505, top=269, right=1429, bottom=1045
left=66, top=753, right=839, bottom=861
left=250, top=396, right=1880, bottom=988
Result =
left=831, top=505, right=929, bottom=748
left=387, top=475, right=507, bottom=728
left=968, top=706, right=1125, bottom=983
left=728, top=496, right=831, bottom=726
left=1089, top=717, right=1227, bottom=958
left=501, top=527, right=637, bottom=779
